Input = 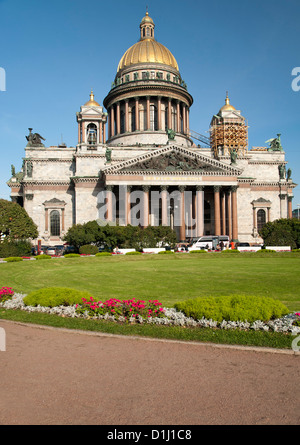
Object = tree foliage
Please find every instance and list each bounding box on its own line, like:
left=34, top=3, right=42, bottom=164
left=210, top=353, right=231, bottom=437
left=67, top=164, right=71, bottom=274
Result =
left=259, top=218, right=300, bottom=249
left=63, top=221, right=177, bottom=251
left=0, top=199, right=38, bottom=241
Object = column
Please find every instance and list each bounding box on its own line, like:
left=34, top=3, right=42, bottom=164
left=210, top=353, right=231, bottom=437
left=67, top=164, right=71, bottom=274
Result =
left=135, top=97, right=139, bottom=131
left=146, top=96, right=150, bottom=130
left=196, top=186, right=204, bottom=237
left=99, top=121, right=103, bottom=143
left=168, top=99, right=172, bottom=129
left=103, top=120, right=106, bottom=143
left=186, top=107, right=190, bottom=136
left=221, top=192, right=226, bottom=235
left=78, top=123, right=81, bottom=143
left=110, top=106, right=115, bottom=138
left=226, top=190, right=232, bottom=239
left=279, top=194, right=287, bottom=218
left=82, top=122, right=85, bottom=143
left=231, top=186, right=238, bottom=242
left=288, top=197, right=293, bottom=219
left=142, top=185, right=150, bottom=228
left=179, top=186, right=186, bottom=241
left=157, top=96, right=162, bottom=130
left=45, top=208, right=49, bottom=231
left=214, top=186, right=221, bottom=236
left=161, top=186, right=168, bottom=226
left=61, top=208, right=65, bottom=232
left=126, top=185, right=132, bottom=225
left=116, top=102, right=121, bottom=135
left=176, top=101, right=180, bottom=133
left=106, top=185, right=114, bottom=222
left=125, top=100, right=129, bottom=133
left=182, top=104, right=186, bottom=135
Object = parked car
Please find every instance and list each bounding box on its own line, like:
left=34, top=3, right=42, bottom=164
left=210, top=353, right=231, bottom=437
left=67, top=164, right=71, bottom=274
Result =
left=46, top=247, right=57, bottom=256
left=54, top=245, right=65, bottom=255
left=237, top=242, right=250, bottom=247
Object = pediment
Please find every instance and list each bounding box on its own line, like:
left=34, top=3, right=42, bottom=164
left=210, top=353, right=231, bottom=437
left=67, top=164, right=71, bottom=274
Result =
left=102, top=145, right=242, bottom=176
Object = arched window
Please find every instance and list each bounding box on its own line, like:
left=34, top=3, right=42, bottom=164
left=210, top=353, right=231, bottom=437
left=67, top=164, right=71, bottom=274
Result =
left=87, top=123, right=97, bottom=145
left=257, top=209, right=266, bottom=231
left=165, top=106, right=168, bottom=131
left=172, top=106, right=177, bottom=131
left=120, top=110, right=125, bottom=134
left=150, top=105, right=157, bottom=131
left=50, top=210, right=60, bottom=237
left=131, top=106, right=136, bottom=132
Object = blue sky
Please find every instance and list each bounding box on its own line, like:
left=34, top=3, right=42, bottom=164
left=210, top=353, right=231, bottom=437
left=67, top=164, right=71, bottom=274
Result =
left=0, top=0, right=299, bottom=209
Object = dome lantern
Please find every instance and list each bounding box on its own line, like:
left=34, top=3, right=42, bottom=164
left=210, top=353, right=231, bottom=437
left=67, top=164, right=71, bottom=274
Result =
left=140, top=11, right=155, bottom=40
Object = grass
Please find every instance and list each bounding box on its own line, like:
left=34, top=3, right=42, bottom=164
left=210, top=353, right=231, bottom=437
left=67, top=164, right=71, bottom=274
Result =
left=0, top=307, right=294, bottom=350
left=1, top=252, right=299, bottom=310
left=0, top=252, right=299, bottom=350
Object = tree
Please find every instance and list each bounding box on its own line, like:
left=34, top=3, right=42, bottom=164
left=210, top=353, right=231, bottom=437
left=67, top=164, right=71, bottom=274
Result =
left=259, top=218, right=300, bottom=249
left=0, top=199, right=38, bottom=241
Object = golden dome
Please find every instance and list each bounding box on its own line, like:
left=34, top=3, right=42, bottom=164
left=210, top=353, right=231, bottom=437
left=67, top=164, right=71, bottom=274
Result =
left=117, top=11, right=179, bottom=73
left=85, top=90, right=100, bottom=106
left=140, top=11, right=154, bottom=25
left=117, top=39, right=179, bottom=72
left=219, top=92, right=236, bottom=112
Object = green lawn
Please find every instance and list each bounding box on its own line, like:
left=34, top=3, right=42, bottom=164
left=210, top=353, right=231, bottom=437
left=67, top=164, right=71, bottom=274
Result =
left=1, top=252, right=299, bottom=311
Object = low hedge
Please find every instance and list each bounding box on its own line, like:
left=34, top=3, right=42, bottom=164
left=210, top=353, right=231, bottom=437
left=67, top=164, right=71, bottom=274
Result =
left=79, top=244, right=99, bottom=255
left=221, top=249, right=240, bottom=254
left=158, top=250, right=175, bottom=254
left=35, top=254, right=52, bottom=260
left=189, top=250, right=207, bottom=254
left=95, top=252, right=112, bottom=256
left=174, top=295, right=289, bottom=323
left=4, top=257, right=23, bottom=262
left=64, top=253, right=81, bottom=258
left=23, top=287, right=94, bottom=308
left=125, top=251, right=142, bottom=255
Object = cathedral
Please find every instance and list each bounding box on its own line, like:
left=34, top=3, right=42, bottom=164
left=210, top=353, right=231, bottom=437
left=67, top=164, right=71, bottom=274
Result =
left=7, top=11, right=296, bottom=246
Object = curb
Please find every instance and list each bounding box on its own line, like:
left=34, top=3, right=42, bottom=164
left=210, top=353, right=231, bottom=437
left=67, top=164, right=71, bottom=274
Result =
left=1, top=319, right=299, bottom=356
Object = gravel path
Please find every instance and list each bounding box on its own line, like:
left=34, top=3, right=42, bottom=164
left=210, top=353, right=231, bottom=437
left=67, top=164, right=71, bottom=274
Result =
left=0, top=320, right=299, bottom=425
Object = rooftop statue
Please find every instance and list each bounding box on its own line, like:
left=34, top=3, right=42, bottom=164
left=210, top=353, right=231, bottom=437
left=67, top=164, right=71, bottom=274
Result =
left=265, top=134, right=283, bottom=152
left=167, top=128, right=176, bottom=140
left=26, top=128, right=46, bottom=147
left=230, top=149, right=238, bottom=165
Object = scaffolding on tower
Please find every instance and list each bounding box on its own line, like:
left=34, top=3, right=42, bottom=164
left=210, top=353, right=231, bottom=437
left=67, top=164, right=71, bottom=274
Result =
left=210, top=116, right=249, bottom=159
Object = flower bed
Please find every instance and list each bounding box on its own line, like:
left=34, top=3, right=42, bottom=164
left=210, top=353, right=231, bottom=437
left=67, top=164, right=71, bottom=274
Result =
left=0, top=287, right=14, bottom=303
left=1, top=292, right=300, bottom=335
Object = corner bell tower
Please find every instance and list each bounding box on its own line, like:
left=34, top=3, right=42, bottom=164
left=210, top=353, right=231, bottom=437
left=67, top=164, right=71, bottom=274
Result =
left=76, top=90, right=107, bottom=150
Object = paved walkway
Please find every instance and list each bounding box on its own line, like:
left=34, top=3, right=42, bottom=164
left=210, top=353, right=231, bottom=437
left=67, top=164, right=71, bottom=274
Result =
left=0, top=320, right=299, bottom=425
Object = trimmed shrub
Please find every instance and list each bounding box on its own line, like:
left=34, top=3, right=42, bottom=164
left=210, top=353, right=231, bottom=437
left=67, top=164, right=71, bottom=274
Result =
left=125, top=251, right=141, bottom=255
left=64, top=253, right=81, bottom=258
left=4, top=257, right=23, bottom=262
left=79, top=244, right=99, bottom=255
left=221, top=249, right=240, bottom=254
left=158, top=250, right=175, bottom=254
left=95, top=252, right=112, bottom=256
left=0, top=240, right=32, bottom=258
left=23, top=287, right=94, bottom=308
left=174, top=295, right=289, bottom=323
left=255, top=249, right=276, bottom=254
left=35, top=254, right=52, bottom=260
left=189, top=250, right=207, bottom=254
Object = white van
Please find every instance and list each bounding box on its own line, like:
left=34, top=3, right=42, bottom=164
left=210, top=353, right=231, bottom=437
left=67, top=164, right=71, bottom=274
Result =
left=189, top=235, right=230, bottom=251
